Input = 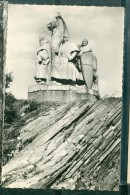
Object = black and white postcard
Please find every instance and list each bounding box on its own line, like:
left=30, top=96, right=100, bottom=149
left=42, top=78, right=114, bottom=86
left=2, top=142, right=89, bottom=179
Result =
left=2, top=4, right=124, bottom=191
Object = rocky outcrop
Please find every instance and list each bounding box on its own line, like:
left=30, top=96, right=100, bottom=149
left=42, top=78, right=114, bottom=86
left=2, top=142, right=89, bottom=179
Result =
left=2, top=98, right=121, bottom=190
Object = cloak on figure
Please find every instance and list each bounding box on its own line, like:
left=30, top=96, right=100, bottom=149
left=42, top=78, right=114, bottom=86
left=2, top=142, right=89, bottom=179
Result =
left=51, top=38, right=84, bottom=85
left=79, top=44, right=95, bottom=89
left=34, top=40, right=52, bottom=82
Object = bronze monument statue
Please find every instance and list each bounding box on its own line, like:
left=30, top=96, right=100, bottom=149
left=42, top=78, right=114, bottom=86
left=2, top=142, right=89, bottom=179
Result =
left=32, top=12, right=99, bottom=101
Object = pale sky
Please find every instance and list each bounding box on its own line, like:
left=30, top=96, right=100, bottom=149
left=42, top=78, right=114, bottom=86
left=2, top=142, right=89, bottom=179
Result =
left=6, top=4, right=124, bottom=99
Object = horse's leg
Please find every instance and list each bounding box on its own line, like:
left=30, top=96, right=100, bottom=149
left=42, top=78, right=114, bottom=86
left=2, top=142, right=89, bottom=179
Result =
left=47, top=65, right=52, bottom=83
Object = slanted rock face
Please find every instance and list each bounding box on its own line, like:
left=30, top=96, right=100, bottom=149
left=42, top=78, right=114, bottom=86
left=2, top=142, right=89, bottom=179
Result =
left=2, top=98, right=121, bottom=190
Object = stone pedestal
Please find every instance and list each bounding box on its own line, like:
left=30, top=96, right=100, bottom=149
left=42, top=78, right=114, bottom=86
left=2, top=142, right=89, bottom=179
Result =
left=28, top=83, right=99, bottom=102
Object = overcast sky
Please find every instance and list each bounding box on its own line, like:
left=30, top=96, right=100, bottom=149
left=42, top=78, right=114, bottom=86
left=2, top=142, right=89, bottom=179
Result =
left=6, top=4, right=124, bottom=99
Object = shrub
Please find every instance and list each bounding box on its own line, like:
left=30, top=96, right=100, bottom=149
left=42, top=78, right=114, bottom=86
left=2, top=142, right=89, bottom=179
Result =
left=5, top=72, right=13, bottom=89
left=27, top=100, right=39, bottom=112
left=4, top=92, right=18, bottom=125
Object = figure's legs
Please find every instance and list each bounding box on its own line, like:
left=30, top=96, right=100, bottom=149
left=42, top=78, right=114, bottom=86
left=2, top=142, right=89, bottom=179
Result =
left=50, top=54, right=62, bottom=85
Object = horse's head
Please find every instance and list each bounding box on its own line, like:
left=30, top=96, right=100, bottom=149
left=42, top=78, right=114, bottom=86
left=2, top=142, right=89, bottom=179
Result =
left=47, top=12, right=69, bottom=55
left=47, top=12, right=61, bottom=31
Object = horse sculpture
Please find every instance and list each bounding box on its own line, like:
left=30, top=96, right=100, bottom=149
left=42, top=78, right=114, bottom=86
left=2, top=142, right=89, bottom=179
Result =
left=47, top=12, right=69, bottom=58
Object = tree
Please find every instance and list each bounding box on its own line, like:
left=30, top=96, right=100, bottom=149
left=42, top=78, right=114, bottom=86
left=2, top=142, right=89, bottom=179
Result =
left=4, top=72, right=17, bottom=125
left=5, top=72, right=13, bottom=88
left=4, top=92, right=17, bottom=124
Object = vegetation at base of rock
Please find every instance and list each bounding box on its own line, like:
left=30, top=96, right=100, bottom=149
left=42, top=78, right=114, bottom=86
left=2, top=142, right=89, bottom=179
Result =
left=3, top=98, right=62, bottom=165
left=4, top=72, right=63, bottom=165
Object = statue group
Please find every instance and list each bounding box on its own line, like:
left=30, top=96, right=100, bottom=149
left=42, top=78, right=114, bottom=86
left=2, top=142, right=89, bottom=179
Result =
left=34, top=12, right=99, bottom=93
